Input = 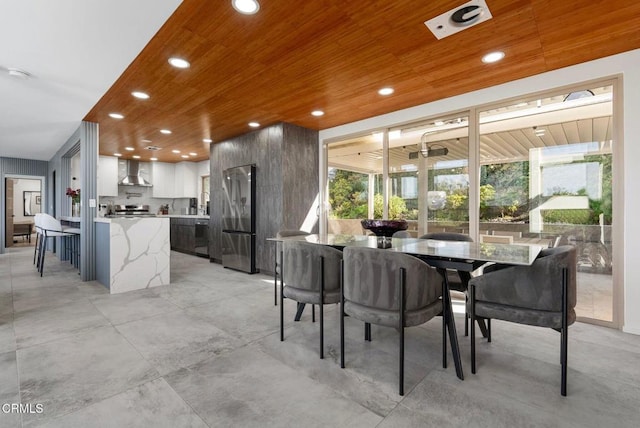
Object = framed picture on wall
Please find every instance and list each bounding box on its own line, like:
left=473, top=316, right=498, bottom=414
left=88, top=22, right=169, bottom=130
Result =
left=23, top=191, right=41, bottom=216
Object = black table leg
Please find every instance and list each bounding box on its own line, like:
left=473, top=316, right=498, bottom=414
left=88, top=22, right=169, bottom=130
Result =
left=477, top=318, right=489, bottom=337
left=437, top=267, right=464, bottom=380
left=294, top=302, right=306, bottom=321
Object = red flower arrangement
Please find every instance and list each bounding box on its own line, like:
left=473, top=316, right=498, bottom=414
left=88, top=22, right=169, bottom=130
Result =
left=66, top=187, right=80, bottom=203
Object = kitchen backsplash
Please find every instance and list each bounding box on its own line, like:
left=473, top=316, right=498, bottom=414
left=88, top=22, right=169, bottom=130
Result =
left=98, top=185, right=192, bottom=215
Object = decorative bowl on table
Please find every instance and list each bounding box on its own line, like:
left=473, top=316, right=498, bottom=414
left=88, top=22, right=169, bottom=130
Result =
left=361, top=219, right=408, bottom=238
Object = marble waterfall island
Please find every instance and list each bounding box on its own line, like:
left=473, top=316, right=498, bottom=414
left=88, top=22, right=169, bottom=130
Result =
left=95, top=217, right=170, bottom=293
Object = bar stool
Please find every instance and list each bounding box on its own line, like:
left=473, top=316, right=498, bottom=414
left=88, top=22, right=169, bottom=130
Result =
left=37, top=214, right=77, bottom=276
left=62, top=226, right=81, bottom=270
left=61, top=218, right=81, bottom=270
left=33, top=213, right=43, bottom=266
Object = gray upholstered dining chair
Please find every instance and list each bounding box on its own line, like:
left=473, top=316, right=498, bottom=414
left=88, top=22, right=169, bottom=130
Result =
left=391, top=230, right=412, bottom=239
left=468, top=245, right=577, bottom=396
left=275, top=230, right=310, bottom=305
left=419, top=232, right=475, bottom=335
left=340, top=246, right=443, bottom=395
left=280, top=240, right=342, bottom=359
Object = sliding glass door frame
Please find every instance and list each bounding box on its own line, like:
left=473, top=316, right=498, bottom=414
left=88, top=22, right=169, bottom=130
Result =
left=320, top=76, right=622, bottom=328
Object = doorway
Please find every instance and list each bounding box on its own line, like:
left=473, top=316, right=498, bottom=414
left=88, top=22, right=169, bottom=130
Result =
left=4, top=177, right=43, bottom=248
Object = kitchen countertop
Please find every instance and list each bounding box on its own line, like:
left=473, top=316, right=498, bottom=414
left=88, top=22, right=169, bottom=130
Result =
left=95, top=215, right=209, bottom=223
left=95, top=217, right=168, bottom=223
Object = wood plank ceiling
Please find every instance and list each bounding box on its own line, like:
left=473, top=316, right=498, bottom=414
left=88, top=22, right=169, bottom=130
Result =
left=85, top=0, right=640, bottom=163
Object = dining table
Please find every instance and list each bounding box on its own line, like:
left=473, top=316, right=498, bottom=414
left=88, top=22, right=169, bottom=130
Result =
left=268, top=233, right=544, bottom=381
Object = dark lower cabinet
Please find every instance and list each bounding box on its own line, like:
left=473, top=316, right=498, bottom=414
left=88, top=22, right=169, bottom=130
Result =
left=170, top=218, right=197, bottom=255
left=170, top=217, right=210, bottom=256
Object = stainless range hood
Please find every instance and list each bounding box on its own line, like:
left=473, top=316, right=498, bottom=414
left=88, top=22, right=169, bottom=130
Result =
left=118, top=160, right=152, bottom=186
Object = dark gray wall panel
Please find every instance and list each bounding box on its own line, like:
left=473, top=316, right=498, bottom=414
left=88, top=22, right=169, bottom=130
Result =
left=256, top=183, right=283, bottom=272
left=282, top=123, right=319, bottom=233
left=209, top=122, right=317, bottom=273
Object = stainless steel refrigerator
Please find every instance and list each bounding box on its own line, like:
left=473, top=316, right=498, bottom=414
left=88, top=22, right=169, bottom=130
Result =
left=221, top=164, right=257, bottom=273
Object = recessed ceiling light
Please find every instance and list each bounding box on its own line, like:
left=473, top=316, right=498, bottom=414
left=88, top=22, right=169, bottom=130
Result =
left=150, top=157, right=158, bottom=161
left=248, top=122, right=260, bottom=128
left=114, top=153, right=122, bottom=157
left=7, top=68, right=32, bottom=79
left=181, top=154, right=189, bottom=159
left=131, top=91, right=150, bottom=99
left=482, top=51, right=505, bottom=63
left=378, top=87, right=394, bottom=96
left=132, top=155, right=141, bottom=159
left=109, top=113, right=124, bottom=119
left=142, top=139, right=152, bottom=143
left=311, top=110, right=324, bottom=117
left=203, top=138, right=213, bottom=143
left=172, top=149, right=180, bottom=154
left=168, top=57, right=190, bottom=69
left=232, top=0, right=260, bottom=15
left=160, top=129, right=172, bottom=134
left=125, top=147, right=135, bottom=151
left=189, top=152, right=197, bottom=156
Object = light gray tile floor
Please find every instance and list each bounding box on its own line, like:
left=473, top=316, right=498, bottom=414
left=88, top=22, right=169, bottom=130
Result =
left=0, top=246, right=639, bottom=427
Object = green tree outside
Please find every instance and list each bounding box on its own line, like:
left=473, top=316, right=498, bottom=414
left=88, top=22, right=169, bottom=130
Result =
left=328, top=153, right=611, bottom=226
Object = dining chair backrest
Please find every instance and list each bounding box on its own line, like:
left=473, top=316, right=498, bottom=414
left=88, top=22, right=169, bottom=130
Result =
left=275, top=229, right=310, bottom=272
left=282, top=241, right=342, bottom=292
left=474, top=245, right=577, bottom=314
left=468, top=245, right=577, bottom=395
left=480, top=234, right=513, bottom=244
left=342, top=246, right=441, bottom=313
left=418, top=232, right=473, bottom=307
left=418, top=232, right=472, bottom=242
left=392, top=230, right=412, bottom=239
left=39, top=213, right=63, bottom=233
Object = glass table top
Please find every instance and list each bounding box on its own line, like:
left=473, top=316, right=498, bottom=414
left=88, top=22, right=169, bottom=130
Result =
left=269, top=234, right=543, bottom=266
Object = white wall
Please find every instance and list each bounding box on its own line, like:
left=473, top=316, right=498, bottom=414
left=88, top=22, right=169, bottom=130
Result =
left=12, top=178, right=42, bottom=222
left=70, top=152, right=81, bottom=192
left=197, top=159, right=210, bottom=210
left=320, top=48, right=640, bottom=335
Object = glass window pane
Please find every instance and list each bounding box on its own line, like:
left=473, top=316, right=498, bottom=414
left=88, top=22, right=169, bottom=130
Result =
left=327, top=133, right=382, bottom=234
left=389, top=115, right=470, bottom=237
left=478, top=85, right=614, bottom=323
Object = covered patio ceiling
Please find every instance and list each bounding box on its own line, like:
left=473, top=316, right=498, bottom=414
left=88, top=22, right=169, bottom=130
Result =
left=328, top=86, right=613, bottom=174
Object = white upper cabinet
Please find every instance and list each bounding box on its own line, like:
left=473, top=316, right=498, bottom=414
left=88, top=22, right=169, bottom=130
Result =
left=151, top=161, right=198, bottom=198
left=97, top=156, right=118, bottom=196
left=151, top=162, right=176, bottom=198
left=175, top=161, right=198, bottom=198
